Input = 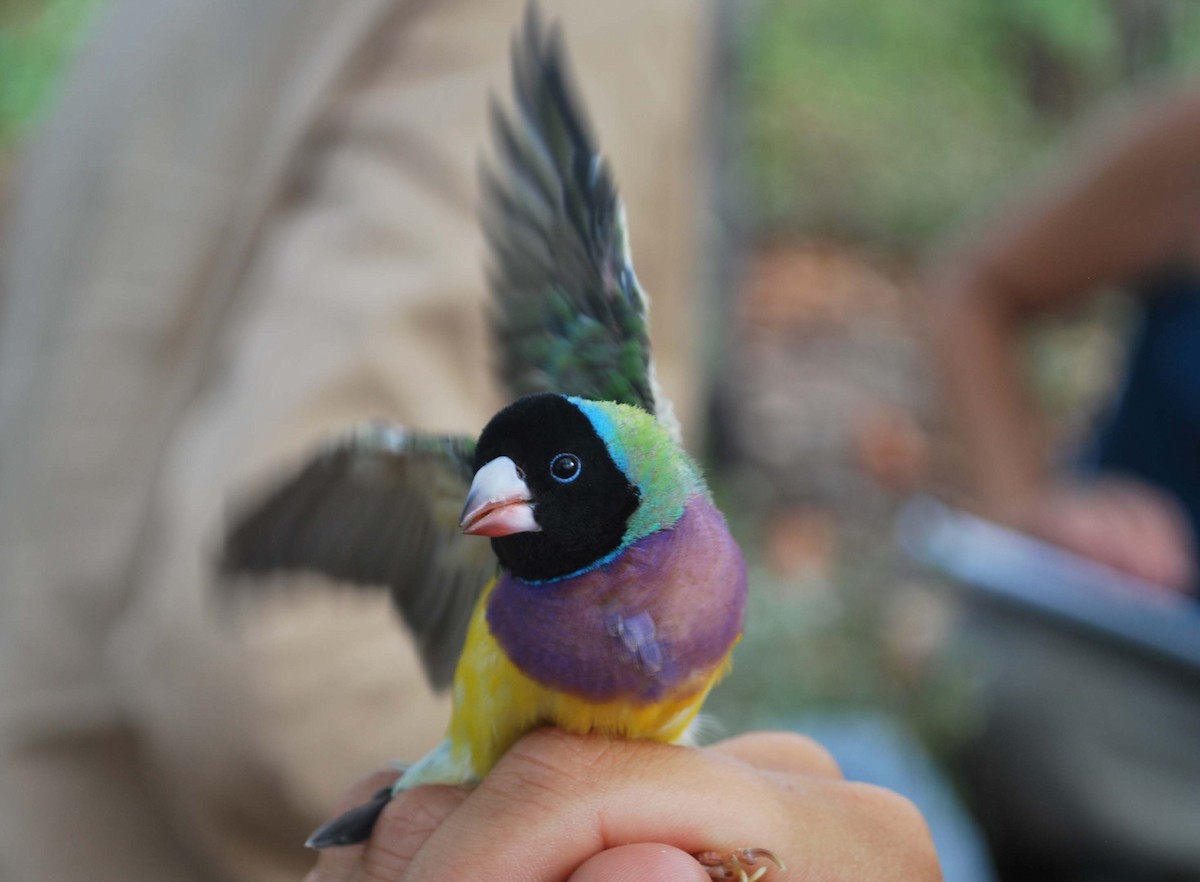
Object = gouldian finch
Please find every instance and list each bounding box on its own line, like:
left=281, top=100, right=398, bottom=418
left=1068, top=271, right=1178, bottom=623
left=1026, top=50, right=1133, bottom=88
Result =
left=223, top=7, right=780, bottom=881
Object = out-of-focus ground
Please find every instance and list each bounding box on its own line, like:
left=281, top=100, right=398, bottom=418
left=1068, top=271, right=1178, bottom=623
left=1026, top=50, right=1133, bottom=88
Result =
left=706, top=240, right=1130, bottom=750
left=702, top=0, right=1197, bottom=749
left=2, top=0, right=1197, bottom=782
left=707, top=242, right=969, bottom=746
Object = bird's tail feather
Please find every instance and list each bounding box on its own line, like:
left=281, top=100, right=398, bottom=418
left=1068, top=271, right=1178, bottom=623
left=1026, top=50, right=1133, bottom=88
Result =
left=305, top=786, right=393, bottom=850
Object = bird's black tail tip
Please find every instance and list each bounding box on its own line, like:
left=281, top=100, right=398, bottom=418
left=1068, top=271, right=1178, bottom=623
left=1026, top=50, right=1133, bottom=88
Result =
left=305, top=786, right=394, bottom=849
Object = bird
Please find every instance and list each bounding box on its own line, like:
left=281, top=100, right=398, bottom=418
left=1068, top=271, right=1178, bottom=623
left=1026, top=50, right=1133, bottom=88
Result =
left=222, top=7, right=781, bottom=882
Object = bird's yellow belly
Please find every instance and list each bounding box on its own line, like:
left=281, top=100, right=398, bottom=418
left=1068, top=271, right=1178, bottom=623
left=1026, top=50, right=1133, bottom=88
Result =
left=445, top=580, right=731, bottom=778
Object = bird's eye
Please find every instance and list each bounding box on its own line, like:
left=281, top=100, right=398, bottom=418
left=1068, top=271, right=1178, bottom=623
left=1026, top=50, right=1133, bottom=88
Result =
left=549, top=453, right=581, bottom=483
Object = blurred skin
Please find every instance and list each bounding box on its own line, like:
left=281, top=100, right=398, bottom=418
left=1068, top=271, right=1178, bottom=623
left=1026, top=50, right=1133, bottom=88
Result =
left=931, top=84, right=1200, bottom=593
left=305, top=729, right=942, bottom=882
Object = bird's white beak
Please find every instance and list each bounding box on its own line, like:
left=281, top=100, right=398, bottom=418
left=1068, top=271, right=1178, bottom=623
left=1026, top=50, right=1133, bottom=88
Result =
left=460, top=456, right=541, bottom=537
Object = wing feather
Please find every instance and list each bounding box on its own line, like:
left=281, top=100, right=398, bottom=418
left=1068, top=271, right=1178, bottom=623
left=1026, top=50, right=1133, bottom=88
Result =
left=483, top=5, right=680, bottom=440
left=222, top=424, right=495, bottom=690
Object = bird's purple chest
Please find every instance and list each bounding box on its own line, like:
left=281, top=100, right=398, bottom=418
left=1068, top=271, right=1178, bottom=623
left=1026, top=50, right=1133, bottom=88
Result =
left=485, top=497, right=746, bottom=703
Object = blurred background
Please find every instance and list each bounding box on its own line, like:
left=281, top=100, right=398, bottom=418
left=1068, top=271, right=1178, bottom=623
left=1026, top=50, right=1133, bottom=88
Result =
left=709, top=0, right=1200, bottom=741
left=4, top=1, right=1200, bottom=881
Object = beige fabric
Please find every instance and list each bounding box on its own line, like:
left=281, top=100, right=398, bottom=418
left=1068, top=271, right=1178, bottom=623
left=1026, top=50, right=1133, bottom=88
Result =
left=0, top=0, right=711, bottom=879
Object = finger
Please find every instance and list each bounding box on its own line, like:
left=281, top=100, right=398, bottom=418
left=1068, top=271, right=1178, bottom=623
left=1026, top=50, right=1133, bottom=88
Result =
left=1061, top=496, right=1189, bottom=589
left=305, top=848, right=360, bottom=882
left=356, top=785, right=469, bottom=880
left=1113, top=494, right=1194, bottom=589
left=1109, top=509, right=1183, bottom=587
left=399, top=729, right=939, bottom=881
left=1036, top=484, right=1195, bottom=590
left=568, top=843, right=709, bottom=882
left=708, top=731, right=842, bottom=778
left=307, top=833, right=369, bottom=882
left=304, top=769, right=404, bottom=882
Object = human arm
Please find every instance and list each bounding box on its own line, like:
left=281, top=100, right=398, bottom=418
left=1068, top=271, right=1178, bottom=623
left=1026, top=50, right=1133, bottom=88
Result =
left=304, top=728, right=941, bottom=882
left=929, top=85, right=1200, bottom=589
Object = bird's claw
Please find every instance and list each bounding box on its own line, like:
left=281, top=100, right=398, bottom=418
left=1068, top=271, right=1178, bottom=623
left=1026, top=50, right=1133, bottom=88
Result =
left=695, top=847, right=786, bottom=882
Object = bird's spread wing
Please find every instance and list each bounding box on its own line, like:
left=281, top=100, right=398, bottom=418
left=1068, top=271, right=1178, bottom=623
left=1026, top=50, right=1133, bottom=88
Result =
left=222, top=423, right=496, bottom=690
left=482, top=6, right=680, bottom=441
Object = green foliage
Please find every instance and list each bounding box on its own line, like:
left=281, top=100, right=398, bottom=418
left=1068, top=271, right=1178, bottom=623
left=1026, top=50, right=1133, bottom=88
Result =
left=0, top=0, right=103, bottom=148
left=737, top=0, right=1200, bottom=249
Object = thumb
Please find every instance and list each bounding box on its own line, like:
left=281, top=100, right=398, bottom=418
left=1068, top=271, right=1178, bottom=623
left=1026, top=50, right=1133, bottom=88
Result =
left=568, top=843, right=710, bottom=882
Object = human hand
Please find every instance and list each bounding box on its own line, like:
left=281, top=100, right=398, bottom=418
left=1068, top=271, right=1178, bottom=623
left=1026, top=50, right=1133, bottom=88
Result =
left=304, top=728, right=941, bottom=882
left=1011, top=478, right=1195, bottom=593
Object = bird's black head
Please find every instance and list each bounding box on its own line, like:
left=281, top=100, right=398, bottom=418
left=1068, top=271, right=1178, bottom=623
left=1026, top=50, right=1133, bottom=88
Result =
left=461, top=393, right=640, bottom=582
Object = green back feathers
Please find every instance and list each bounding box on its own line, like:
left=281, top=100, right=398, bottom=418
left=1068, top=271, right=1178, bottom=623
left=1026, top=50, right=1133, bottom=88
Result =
left=569, top=398, right=706, bottom=544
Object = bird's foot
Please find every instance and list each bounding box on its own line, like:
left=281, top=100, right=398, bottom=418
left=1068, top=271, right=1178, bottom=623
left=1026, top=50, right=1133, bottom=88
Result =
left=695, top=847, right=786, bottom=882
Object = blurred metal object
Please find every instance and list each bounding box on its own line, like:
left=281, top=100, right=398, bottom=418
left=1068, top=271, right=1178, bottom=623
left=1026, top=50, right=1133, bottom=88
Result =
left=897, top=496, right=1200, bottom=676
